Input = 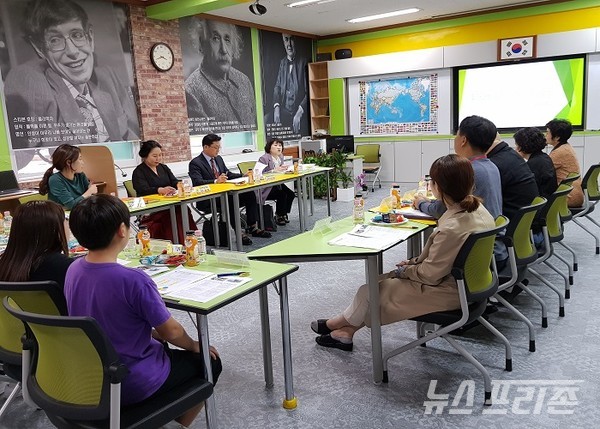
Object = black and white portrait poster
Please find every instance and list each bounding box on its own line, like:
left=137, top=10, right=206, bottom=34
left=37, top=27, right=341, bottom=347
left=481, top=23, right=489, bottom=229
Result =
left=260, top=30, right=312, bottom=141
left=0, top=0, right=140, bottom=169
left=180, top=17, right=257, bottom=136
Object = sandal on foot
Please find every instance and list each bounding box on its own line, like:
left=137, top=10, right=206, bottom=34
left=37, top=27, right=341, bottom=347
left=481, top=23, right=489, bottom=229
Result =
left=315, top=334, right=353, bottom=352
left=311, top=319, right=332, bottom=335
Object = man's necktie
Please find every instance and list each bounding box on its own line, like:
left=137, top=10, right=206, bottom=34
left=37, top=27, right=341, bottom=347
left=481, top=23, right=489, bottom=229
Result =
left=75, top=94, right=98, bottom=136
left=211, top=158, right=219, bottom=179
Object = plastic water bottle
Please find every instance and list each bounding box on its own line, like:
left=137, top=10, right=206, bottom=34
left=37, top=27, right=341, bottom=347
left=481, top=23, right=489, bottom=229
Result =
left=194, top=229, right=207, bottom=263
left=137, top=225, right=151, bottom=256
left=3, top=211, right=12, bottom=236
left=0, top=213, right=4, bottom=237
left=185, top=231, right=198, bottom=266
left=353, top=193, right=365, bottom=224
left=390, top=184, right=401, bottom=209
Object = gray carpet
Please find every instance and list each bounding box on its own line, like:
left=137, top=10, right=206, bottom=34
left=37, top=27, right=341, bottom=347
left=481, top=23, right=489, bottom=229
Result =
left=2, top=187, right=599, bottom=428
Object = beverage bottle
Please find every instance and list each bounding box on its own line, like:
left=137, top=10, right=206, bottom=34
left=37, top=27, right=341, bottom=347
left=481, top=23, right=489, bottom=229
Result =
left=390, top=184, right=401, bottom=209
left=185, top=231, right=198, bottom=266
left=353, top=193, right=365, bottom=224
left=424, top=174, right=432, bottom=197
left=194, top=229, right=207, bottom=263
left=138, top=225, right=151, bottom=256
left=177, top=181, right=184, bottom=197
left=417, top=178, right=427, bottom=196
left=3, top=211, right=12, bottom=236
left=0, top=212, right=4, bottom=237
left=247, top=169, right=255, bottom=184
left=293, top=161, right=299, bottom=174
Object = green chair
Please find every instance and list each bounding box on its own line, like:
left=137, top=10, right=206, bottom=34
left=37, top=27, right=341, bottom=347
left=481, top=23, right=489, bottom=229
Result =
left=0, top=281, right=67, bottom=416
left=494, top=197, right=546, bottom=349
left=554, top=172, right=580, bottom=277
left=3, top=298, right=214, bottom=429
left=570, top=164, right=600, bottom=254
left=382, top=216, right=510, bottom=405
left=527, top=184, right=572, bottom=317
left=355, top=144, right=382, bottom=192
left=123, top=180, right=137, bottom=198
left=237, top=161, right=256, bottom=176
left=18, top=193, right=47, bottom=204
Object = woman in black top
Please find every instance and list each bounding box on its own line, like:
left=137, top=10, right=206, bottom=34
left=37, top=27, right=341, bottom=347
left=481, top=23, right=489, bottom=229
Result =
left=514, top=127, right=558, bottom=199
left=132, top=140, right=197, bottom=243
left=0, top=200, right=73, bottom=291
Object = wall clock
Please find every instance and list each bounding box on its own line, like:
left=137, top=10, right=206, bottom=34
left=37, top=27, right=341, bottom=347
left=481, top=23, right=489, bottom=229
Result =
left=150, top=43, right=174, bottom=72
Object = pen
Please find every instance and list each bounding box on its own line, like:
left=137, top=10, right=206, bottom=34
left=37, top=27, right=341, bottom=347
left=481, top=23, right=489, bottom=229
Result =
left=217, top=272, right=248, bottom=278
left=394, top=225, right=420, bottom=229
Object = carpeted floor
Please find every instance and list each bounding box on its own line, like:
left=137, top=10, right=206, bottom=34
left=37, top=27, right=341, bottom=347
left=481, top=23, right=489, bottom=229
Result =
left=1, top=186, right=599, bottom=429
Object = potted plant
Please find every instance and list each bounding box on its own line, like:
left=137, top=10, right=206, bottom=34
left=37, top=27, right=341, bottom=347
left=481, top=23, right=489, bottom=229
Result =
left=303, top=150, right=352, bottom=201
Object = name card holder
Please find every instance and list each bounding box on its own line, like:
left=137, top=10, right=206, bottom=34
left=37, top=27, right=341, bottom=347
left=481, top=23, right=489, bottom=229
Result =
left=212, top=249, right=250, bottom=268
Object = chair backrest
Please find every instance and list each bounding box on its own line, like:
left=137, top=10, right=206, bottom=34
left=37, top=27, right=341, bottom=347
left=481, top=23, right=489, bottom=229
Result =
left=79, top=145, right=118, bottom=196
left=18, top=193, right=48, bottom=204
left=505, top=196, right=547, bottom=265
left=582, top=164, right=600, bottom=201
left=355, top=144, right=380, bottom=164
left=123, top=180, right=137, bottom=198
left=3, top=298, right=125, bottom=422
left=451, top=216, right=508, bottom=302
left=559, top=172, right=580, bottom=186
left=538, top=184, right=572, bottom=241
left=0, top=281, right=67, bottom=365
left=237, top=161, right=256, bottom=175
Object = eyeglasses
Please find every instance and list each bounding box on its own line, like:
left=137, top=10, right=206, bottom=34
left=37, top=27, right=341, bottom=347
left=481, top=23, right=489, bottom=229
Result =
left=45, top=30, right=89, bottom=52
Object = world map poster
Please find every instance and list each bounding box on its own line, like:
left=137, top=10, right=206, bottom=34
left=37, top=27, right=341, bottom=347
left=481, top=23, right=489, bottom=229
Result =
left=359, top=74, right=438, bottom=135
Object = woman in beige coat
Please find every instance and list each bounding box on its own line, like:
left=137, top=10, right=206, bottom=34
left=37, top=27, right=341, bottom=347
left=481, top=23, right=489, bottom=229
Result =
left=546, top=118, right=584, bottom=207
left=311, top=154, right=495, bottom=351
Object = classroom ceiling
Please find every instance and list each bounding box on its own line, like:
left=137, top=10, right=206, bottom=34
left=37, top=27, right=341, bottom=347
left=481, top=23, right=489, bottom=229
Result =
left=124, top=0, right=572, bottom=37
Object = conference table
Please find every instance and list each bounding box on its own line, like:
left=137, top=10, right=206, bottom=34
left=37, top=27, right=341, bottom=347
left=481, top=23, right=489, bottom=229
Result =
left=248, top=213, right=429, bottom=384
left=155, top=255, right=299, bottom=429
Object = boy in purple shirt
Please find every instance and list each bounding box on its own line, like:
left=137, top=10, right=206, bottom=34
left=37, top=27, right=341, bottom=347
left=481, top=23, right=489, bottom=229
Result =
left=65, top=194, right=221, bottom=428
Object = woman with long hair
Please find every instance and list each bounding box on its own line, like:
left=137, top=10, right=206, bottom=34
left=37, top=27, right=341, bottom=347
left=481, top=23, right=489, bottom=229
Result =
left=132, top=140, right=197, bottom=243
left=38, top=144, right=97, bottom=210
left=0, top=200, right=73, bottom=289
left=311, top=154, right=495, bottom=351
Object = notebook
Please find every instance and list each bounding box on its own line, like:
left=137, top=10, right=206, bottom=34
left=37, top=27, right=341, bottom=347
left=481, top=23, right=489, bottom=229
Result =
left=0, top=171, right=29, bottom=197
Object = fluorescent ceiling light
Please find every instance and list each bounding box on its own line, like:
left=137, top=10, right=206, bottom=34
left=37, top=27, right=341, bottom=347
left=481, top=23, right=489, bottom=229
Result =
left=287, top=0, right=331, bottom=8
left=347, top=7, right=420, bottom=23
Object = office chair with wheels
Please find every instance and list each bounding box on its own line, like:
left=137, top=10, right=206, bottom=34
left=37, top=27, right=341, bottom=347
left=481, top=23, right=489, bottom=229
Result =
left=4, top=298, right=214, bottom=429
left=382, top=216, right=510, bottom=405
left=355, top=144, right=382, bottom=192
left=0, top=280, right=67, bottom=415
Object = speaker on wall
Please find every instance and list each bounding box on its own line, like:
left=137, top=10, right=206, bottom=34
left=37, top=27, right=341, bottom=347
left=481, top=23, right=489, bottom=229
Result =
left=334, top=48, right=352, bottom=60
left=316, top=52, right=332, bottom=62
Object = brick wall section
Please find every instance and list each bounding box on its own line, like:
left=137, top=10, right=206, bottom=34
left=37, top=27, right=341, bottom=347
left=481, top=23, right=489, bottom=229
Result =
left=129, top=6, right=191, bottom=164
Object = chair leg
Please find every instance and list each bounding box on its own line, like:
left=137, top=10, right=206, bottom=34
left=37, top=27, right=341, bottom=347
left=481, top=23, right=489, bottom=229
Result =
left=477, top=317, right=512, bottom=371
left=519, top=279, right=550, bottom=327
left=552, top=245, right=574, bottom=287
left=556, top=241, right=578, bottom=273
left=572, top=217, right=600, bottom=255
left=0, top=382, right=21, bottom=418
left=543, top=257, right=570, bottom=298
left=529, top=268, right=565, bottom=317
left=443, top=335, right=492, bottom=405
left=494, top=294, right=536, bottom=352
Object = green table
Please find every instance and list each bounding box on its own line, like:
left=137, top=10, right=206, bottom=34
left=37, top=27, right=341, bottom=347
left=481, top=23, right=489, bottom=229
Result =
left=128, top=199, right=179, bottom=243
left=248, top=213, right=429, bottom=384
left=159, top=256, right=299, bottom=428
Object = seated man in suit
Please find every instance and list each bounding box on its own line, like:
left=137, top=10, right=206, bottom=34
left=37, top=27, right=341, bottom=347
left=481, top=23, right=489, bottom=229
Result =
left=189, top=134, right=271, bottom=246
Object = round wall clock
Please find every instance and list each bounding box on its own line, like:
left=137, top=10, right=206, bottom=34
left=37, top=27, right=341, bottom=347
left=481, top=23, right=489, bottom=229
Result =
left=150, top=43, right=174, bottom=72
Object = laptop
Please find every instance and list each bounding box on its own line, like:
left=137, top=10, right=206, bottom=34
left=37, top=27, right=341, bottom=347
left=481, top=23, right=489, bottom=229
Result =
left=0, top=170, right=30, bottom=197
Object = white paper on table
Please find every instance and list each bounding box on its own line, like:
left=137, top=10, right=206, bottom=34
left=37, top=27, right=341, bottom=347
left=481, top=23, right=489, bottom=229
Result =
left=226, top=177, right=249, bottom=184
left=117, top=258, right=131, bottom=266
left=253, top=161, right=267, bottom=180
left=328, top=225, right=414, bottom=250
left=396, top=207, right=435, bottom=220
left=134, top=265, right=170, bottom=276
left=153, top=267, right=214, bottom=295
left=166, top=275, right=252, bottom=303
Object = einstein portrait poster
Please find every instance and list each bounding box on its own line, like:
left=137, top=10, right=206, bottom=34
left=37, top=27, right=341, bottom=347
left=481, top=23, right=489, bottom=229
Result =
left=0, top=0, right=140, bottom=169
left=180, top=17, right=257, bottom=136
left=260, top=30, right=311, bottom=141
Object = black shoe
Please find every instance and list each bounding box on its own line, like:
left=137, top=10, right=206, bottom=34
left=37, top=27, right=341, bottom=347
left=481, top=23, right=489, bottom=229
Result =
left=249, top=228, right=272, bottom=238
left=311, top=319, right=332, bottom=335
left=242, top=235, right=253, bottom=246
left=276, top=215, right=287, bottom=226
left=284, top=214, right=290, bottom=223
left=315, top=334, right=353, bottom=352
left=498, top=285, right=523, bottom=303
